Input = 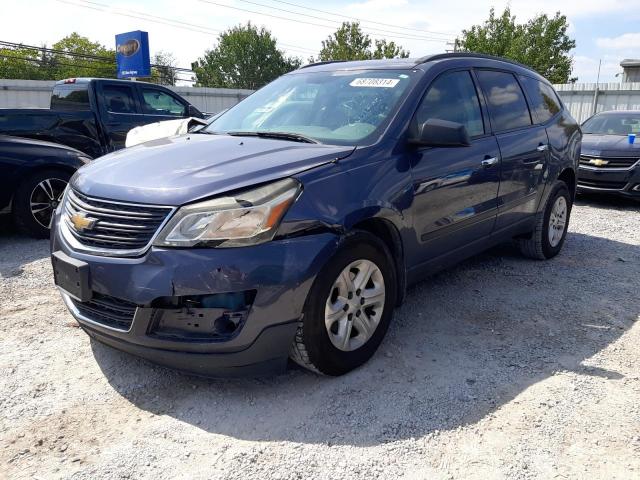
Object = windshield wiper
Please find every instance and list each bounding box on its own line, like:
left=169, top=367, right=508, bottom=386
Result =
left=225, top=131, right=319, bottom=144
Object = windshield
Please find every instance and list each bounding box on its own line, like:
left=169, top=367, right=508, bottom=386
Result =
left=582, top=113, right=640, bottom=135
left=204, top=69, right=417, bottom=145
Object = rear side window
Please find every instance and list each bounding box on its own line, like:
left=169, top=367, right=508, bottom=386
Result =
left=51, top=85, right=90, bottom=111
left=414, top=70, right=484, bottom=137
left=476, top=70, right=532, bottom=132
left=103, top=85, right=137, bottom=114
left=140, top=88, right=186, bottom=116
left=519, top=76, right=561, bottom=123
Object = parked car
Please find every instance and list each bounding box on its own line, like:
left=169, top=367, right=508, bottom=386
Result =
left=50, top=54, right=581, bottom=377
left=577, top=110, right=640, bottom=199
left=0, top=135, right=91, bottom=237
left=0, top=78, right=205, bottom=158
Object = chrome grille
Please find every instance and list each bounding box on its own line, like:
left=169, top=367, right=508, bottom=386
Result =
left=579, top=155, right=639, bottom=169
left=62, top=189, right=174, bottom=256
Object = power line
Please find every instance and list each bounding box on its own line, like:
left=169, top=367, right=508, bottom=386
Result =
left=196, top=0, right=454, bottom=43
left=266, top=0, right=457, bottom=37
left=55, top=0, right=317, bottom=55
left=231, top=0, right=455, bottom=41
left=0, top=41, right=194, bottom=74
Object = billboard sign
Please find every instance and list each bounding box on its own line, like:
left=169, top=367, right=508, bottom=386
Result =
left=115, top=30, right=150, bottom=78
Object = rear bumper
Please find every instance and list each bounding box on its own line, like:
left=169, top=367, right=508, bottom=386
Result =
left=577, top=164, right=640, bottom=197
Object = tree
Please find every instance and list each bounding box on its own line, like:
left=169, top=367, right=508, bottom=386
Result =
left=193, top=23, right=301, bottom=89
left=318, top=22, right=409, bottom=61
left=52, top=33, right=116, bottom=79
left=151, top=51, right=178, bottom=86
left=0, top=46, right=54, bottom=80
left=457, top=7, right=576, bottom=83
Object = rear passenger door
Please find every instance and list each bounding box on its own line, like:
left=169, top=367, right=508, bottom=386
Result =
left=475, top=70, right=548, bottom=230
left=409, top=69, right=501, bottom=263
left=96, top=82, right=144, bottom=151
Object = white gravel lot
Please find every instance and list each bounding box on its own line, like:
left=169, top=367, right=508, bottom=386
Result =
left=1, top=193, right=639, bottom=480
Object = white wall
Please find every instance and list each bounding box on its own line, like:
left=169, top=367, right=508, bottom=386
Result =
left=0, top=79, right=253, bottom=114
left=554, top=82, right=640, bottom=123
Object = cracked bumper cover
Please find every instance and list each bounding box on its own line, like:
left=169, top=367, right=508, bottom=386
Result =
left=51, top=213, right=340, bottom=376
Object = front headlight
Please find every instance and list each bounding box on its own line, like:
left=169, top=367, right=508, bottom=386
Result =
left=154, top=178, right=301, bottom=248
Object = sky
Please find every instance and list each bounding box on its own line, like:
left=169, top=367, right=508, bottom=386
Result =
left=3, top=0, right=640, bottom=84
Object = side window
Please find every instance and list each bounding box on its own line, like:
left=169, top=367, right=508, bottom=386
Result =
left=140, top=88, right=186, bottom=116
left=476, top=70, right=532, bottom=132
left=103, top=85, right=137, bottom=114
left=414, top=71, right=484, bottom=137
left=519, top=76, right=561, bottom=124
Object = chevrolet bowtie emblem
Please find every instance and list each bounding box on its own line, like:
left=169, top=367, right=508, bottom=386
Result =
left=588, top=158, right=609, bottom=166
left=70, top=212, right=98, bottom=232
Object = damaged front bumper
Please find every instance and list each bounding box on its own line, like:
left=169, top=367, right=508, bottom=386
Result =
left=51, top=216, right=339, bottom=376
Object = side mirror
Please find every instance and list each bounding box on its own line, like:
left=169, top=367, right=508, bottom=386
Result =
left=187, top=104, right=204, bottom=119
left=409, top=119, right=471, bottom=147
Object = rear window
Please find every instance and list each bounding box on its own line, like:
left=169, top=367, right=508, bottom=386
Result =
left=476, top=70, right=532, bottom=132
left=51, top=84, right=90, bottom=111
left=519, top=76, right=561, bottom=123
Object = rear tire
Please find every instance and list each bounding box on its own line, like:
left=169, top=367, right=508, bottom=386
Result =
left=12, top=169, right=70, bottom=239
left=290, top=231, right=397, bottom=375
left=516, top=180, right=571, bottom=260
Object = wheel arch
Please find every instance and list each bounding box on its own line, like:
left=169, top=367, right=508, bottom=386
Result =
left=350, top=215, right=407, bottom=306
left=557, top=167, right=576, bottom=200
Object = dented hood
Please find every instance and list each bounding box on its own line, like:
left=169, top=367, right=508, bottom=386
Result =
left=72, top=133, right=354, bottom=205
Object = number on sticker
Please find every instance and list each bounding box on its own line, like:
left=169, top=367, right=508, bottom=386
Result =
left=350, top=78, right=400, bottom=88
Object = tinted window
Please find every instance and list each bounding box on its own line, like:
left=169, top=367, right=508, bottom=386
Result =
left=582, top=113, right=640, bottom=135
left=414, top=70, right=484, bottom=137
left=140, top=88, right=185, bottom=116
left=51, top=85, right=90, bottom=111
left=476, top=70, right=531, bottom=132
left=519, top=76, right=561, bottom=123
left=103, top=85, right=137, bottom=114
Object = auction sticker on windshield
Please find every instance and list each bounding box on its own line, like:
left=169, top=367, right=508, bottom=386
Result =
left=350, top=78, right=400, bottom=88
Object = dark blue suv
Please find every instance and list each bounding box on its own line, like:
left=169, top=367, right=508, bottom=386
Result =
left=51, top=54, right=581, bottom=376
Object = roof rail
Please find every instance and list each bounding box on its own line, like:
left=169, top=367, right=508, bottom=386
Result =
left=414, top=52, right=534, bottom=72
left=298, top=60, right=349, bottom=69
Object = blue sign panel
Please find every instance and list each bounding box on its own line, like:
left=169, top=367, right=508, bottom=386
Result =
left=115, top=30, right=150, bottom=78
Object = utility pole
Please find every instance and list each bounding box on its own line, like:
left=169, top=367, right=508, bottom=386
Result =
left=591, top=59, right=602, bottom=116
left=445, top=38, right=459, bottom=53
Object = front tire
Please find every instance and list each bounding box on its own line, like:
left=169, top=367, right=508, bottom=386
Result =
left=12, top=169, right=70, bottom=239
left=516, top=180, right=572, bottom=260
left=290, top=231, right=397, bottom=375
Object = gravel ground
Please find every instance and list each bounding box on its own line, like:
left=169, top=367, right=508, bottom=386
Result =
left=1, top=193, right=639, bottom=480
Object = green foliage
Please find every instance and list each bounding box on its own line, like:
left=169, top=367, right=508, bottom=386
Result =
left=52, top=33, right=116, bottom=78
left=0, top=47, right=55, bottom=80
left=193, top=23, right=302, bottom=89
left=318, top=22, right=409, bottom=61
left=151, top=51, right=178, bottom=86
left=458, top=8, right=576, bottom=83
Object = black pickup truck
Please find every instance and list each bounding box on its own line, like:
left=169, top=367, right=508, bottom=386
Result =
left=0, top=78, right=204, bottom=158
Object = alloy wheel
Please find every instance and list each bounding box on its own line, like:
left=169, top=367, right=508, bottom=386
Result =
left=324, top=259, right=386, bottom=352
left=29, top=178, right=67, bottom=229
left=548, top=196, right=567, bottom=247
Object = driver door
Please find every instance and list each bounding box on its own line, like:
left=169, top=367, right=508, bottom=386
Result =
left=408, top=69, right=501, bottom=264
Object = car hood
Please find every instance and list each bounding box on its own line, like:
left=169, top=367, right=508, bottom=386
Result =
left=72, top=133, right=354, bottom=205
left=581, top=134, right=640, bottom=157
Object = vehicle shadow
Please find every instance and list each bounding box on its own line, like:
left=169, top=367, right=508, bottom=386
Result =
left=0, top=214, right=50, bottom=278
left=91, top=230, right=638, bottom=447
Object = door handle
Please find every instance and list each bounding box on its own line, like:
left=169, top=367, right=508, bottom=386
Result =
left=537, top=144, right=548, bottom=152
left=481, top=157, right=498, bottom=167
